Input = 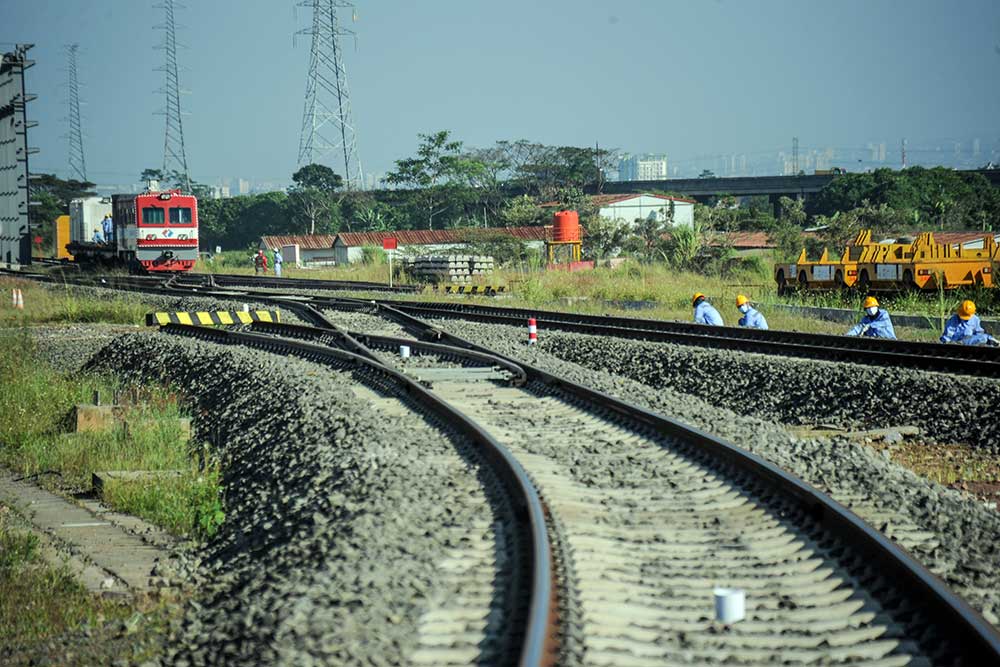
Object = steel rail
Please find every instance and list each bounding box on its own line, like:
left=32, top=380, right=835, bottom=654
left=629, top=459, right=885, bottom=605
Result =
left=158, top=323, right=557, bottom=666
left=247, top=320, right=528, bottom=387
left=369, top=301, right=1000, bottom=664
left=172, top=272, right=421, bottom=293
left=379, top=298, right=1000, bottom=361
left=371, top=299, right=1000, bottom=377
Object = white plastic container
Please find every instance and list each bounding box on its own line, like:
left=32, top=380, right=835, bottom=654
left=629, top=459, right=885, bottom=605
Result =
left=713, top=588, right=745, bottom=624
left=399, top=345, right=411, bottom=359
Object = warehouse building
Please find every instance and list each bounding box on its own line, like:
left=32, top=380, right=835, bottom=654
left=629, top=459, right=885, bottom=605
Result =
left=332, top=227, right=548, bottom=265
left=258, top=234, right=336, bottom=265
left=541, top=193, right=696, bottom=228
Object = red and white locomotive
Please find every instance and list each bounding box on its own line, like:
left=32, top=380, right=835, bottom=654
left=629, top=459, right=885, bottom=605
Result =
left=67, top=190, right=199, bottom=272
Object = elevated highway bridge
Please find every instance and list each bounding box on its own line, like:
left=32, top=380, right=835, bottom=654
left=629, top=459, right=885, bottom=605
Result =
left=598, top=169, right=1000, bottom=203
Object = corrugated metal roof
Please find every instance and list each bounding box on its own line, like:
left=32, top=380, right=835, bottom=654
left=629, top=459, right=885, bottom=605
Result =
left=540, top=193, right=697, bottom=207
left=934, top=231, right=999, bottom=245
left=260, top=234, right=335, bottom=250
left=334, top=226, right=549, bottom=247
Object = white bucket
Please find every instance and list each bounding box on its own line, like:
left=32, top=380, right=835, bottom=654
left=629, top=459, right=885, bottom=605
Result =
left=713, top=588, right=745, bottom=624
left=399, top=345, right=411, bottom=359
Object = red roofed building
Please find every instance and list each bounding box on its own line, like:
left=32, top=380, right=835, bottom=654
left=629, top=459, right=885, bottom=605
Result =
left=333, top=226, right=549, bottom=264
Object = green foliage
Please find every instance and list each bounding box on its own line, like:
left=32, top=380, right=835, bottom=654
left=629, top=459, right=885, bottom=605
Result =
left=292, top=164, right=343, bottom=191
left=499, top=195, right=546, bottom=227
left=360, top=245, right=387, bottom=265
left=810, top=167, right=1000, bottom=231
left=582, top=216, right=629, bottom=260
left=28, top=174, right=97, bottom=254
left=0, top=333, right=222, bottom=541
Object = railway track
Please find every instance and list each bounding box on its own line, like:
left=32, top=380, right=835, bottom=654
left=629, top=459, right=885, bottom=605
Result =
left=6, top=268, right=998, bottom=377
left=214, top=315, right=999, bottom=664
left=7, top=268, right=998, bottom=661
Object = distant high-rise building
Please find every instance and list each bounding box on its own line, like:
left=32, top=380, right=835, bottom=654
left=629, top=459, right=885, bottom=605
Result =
left=618, top=154, right=668, bottom=181
left=238, top=178, right=250, bottom=195
left=878, top=143, right=886, bottom=162
left=973, top=138, right=981, bottom=157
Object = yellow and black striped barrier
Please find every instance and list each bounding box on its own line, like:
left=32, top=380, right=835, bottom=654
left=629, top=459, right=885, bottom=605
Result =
left=434, top=285, right=506, bottom=295
left=144, top=310, right=281, bottom=326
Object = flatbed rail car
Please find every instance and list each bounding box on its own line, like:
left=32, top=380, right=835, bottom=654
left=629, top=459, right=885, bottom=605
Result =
left=776, top=229, right=999, bottom=293
left=65, top=190, right=199, bottom=273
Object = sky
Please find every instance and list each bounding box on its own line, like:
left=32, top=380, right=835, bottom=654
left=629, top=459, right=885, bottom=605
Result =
left=4, top=0, right=1000, bottom=187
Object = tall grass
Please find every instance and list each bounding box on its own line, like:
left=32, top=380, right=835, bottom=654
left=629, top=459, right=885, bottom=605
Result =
left=0, top=334, right=223, bottom=539
left=0, top=278, right=147, bottom=326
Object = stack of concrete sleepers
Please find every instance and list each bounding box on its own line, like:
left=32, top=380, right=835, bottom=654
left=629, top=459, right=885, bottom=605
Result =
left=405, top=255, right=495, bottom=284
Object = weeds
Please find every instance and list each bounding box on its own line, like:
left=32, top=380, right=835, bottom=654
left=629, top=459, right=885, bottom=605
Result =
left=0, top=334, right=223, bottom=541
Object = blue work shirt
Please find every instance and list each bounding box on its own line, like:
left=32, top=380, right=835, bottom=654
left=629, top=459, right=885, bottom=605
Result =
left=273, top=250, right=283, bottom=265
left=91, top=231, right=104, bottom=243
left=940, top=314, right=991, bottom=345
left=738, top=306, right=769, bottom=330
left=694, top=301, right=724, bottom=326
left=102, top=217, right=113, bottom=236
left=847, top=309, right=896, bottom=339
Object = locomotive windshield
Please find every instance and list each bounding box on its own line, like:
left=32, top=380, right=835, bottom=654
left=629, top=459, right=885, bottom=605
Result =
left=142, top=207, right=165, bottom=224
left=169, top=207, right=193, bottom=224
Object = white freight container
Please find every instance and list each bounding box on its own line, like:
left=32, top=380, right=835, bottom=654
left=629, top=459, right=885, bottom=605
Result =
left=69, top=196, right=113, bottom=244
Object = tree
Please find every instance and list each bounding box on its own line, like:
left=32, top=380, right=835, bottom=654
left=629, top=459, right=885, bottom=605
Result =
left=499, top=195, right=546, bottom=227
left=386, top=131, right=484, bottom=229
left=289, top=163, right=344, bottom=235
left=698, top=169, right=716, bottom=178
left=582, top=216, right=629, bottom=260
left=29, top=174, right=97, bottom=253
left=624, top=204, right=674, bottom=263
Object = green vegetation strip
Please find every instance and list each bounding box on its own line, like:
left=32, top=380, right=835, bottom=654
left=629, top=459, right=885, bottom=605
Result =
left=0, top=330, right=223, bottom=540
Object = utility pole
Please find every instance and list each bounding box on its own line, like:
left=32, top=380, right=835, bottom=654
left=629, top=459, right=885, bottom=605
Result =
left=155, top=0, right=191, bottom=192
left=297, top=0, right=364, bottom=189
left=65, top=44, right=86, bottom=182
left=792, top=137, right=799, bottom=175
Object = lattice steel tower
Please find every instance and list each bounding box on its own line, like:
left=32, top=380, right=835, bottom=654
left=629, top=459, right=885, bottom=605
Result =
left=155, top=0, right=191, bottom=191
left=65, top=44, right=87, bottom=182
left=297, top=0, right=364, bottom=188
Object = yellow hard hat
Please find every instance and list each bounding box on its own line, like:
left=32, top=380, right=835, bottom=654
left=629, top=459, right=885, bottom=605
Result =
left=863, top=296, right=879, bottom=310
left=958, top=300, right=976, bottom=320
left=735, top=294, right=749, bottom=307
left=692, top=292, right=706, bottom=306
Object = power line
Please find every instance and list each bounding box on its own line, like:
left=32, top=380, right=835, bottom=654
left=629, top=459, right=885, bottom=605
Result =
left=65, top=44, right=86, bottom=182
left=154, top=0, right=191, bottom=191
left=296, top=0, right=363, bottom=188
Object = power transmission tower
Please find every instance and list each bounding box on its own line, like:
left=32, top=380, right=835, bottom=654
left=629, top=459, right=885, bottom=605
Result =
left=297, top=0, right=364, bottom=188
left=65, top=44, right=86, bottom=182
left=901, top=138, right=907, bottom=169
left=155, top=0, right=191, bottom=191
left=792, top=137, right=799, bottom=175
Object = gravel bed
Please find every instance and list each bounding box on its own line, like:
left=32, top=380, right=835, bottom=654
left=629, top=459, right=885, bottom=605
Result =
left=87, top=332, right=513, bottom=665
left=429, top=318, right=1000, bottom=624
left=4, top=323, right=137, bottom=372
left=320, top=308, right=411, bottom=336
left=523, top=330, right=1000, bottom=452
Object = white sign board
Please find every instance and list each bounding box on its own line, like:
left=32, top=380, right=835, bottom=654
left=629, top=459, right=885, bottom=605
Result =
left=812, top=265, right=833, bottom=281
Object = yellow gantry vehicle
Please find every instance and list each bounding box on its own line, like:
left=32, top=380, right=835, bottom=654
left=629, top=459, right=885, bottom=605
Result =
left=775, top=229, right=999, bottom=293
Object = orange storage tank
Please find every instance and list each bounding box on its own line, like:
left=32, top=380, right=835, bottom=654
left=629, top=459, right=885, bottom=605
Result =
left=552, top=210, right=580, bottom=242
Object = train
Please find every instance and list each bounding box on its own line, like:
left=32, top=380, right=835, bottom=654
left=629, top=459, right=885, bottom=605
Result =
left=776, top=229, right=999, bottom=294
left=61, top=190, right=199, bottom=273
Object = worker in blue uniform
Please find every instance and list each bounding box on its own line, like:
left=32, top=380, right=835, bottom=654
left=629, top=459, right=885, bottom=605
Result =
left=940, top=300, right=999, bottom=346
left=91, top=229, right=104, bottom=244
left=847, top=296, right=896, bottom=339
left=101, top=214, right=113, bottom=245
left=692, top=292, right=724, bottom=326
left=736, top=294, right=768, bottom=330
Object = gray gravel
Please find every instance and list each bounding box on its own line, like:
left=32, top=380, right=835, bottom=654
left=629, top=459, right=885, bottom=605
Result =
left=86, top=332, right=514, bottom=666
left=428, top=318, right=1000, bottom=624
left=527, top=330, right=1000, bottom=451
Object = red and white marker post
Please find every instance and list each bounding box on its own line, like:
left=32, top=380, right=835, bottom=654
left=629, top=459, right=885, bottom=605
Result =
left=13, top=288, right=23, bottom=309
left=527, top=317, right=538, bottom=345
